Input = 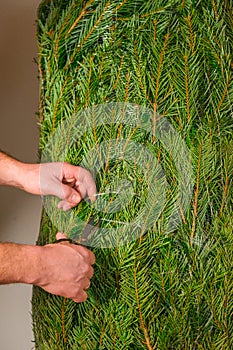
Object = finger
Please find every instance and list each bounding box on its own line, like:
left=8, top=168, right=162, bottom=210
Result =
left=81, top=265, right=94, bottom=280
left=87, top=183, right=97, bottom=202
left=74, top=167, right=97, bottom=200
left=75, top=181, right=97, bottom=201
left=55, top=232, right=68, bottom=240
left=57, top=198, right=80, bottom=211
left=86, top=266, right=94, bottom=279
left=57, top=200, right=72, bottom=211
left=62, top=185, right=82, bottom=205
left=89, top=251, right=95, bottom=265
left=83, top=280, right=91, bottom=290
left=58, top=202, right=71, bottom=211
left=72, top=290, right=88, bottom=303
left=80, top=277, right=91, bottom=290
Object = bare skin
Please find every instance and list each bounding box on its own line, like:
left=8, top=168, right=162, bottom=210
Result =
left=0, top=151, right=97, bottom=302
left=0, top=152, right=96, bottom=210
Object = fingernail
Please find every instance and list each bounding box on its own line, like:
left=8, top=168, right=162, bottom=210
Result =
left=71, top=193, right=80, bottom=203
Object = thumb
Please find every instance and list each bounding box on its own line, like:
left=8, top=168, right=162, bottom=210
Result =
left=61, top=184, right=82, bottom=204
left=56, top=232, right=68, bottom=240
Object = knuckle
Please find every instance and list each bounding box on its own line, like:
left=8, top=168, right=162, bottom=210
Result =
left=89, top=266, right=94, bottom=278
left=90, top=251, right=96, bottom=264
left=78, top=246, right=92, bottom=260
left=72, top=291, right=88, bottom=303
left=69, top=286, right=82, bottom=299
left=80, top=291, right=88, bottom=302
left=79, top=292, right=88, bottom=303
left=82, top=263, right=91, bottom=275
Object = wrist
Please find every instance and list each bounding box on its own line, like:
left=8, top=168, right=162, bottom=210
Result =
left=17, top=163, right=40, bottom=194
left=18, top=245, right=43, bottom=285
left=0, top=243, right=43, bottom=285
left=0, top=152, right=23, bottom=188
left=0, top=152, right=40, bottom=194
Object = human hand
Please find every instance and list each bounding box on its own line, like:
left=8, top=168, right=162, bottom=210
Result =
left=35, top=233, right=95, bottom=302
left=0, top=153, right=96, bottom=209
left=22, top=162, right=97, bottom=210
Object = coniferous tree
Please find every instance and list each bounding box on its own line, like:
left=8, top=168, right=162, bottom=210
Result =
left=32, top=1, right=233, bottom=349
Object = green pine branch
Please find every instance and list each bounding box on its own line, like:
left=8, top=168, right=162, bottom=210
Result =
left=33, top=1, right=233, bottom=349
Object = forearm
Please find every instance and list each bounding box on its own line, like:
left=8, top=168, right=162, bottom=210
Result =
left=0, top=238, right=95, bottom=303
left=0, top=151, right=96, bottom=208
left=0, top=152, right=22, bottom=187
left=0, top=242, right=42, bottom=285
left=0, top=151, right=40, bottom=194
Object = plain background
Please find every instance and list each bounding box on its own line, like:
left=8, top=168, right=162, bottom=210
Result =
left=0, top=1, right=42, bottom=349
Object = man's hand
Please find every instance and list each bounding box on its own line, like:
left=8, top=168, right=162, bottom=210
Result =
left=36, top=233, right=95, bottom=302
left=0, top=152, right=97, bottom=301
left=0, top=152, right=97, bottom=211
left=38, top=162, right=97, bottom=210
left=0, top=234, right=95, bottom=303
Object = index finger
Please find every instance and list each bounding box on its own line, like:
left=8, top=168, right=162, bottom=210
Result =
left=87, top=183, right=97, bottom=202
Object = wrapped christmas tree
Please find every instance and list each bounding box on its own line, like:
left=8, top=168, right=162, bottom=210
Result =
left=32, top=0, right=233, bottom=349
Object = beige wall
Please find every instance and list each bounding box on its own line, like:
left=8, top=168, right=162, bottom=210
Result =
left=0, top=1, right=42, bottom=349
